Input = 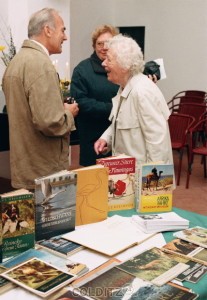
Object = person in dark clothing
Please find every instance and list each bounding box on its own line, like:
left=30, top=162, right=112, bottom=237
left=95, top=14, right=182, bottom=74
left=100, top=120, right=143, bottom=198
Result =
left=70, top=25, right=119, bottom=166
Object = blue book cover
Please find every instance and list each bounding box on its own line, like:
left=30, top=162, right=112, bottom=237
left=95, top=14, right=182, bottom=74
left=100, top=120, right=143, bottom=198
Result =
left=35, top=170, right=77, bottom=241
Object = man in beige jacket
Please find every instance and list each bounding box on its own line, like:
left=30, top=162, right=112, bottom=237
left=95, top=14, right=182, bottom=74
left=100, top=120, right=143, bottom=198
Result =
left=2, top=8, right=79, bottom=190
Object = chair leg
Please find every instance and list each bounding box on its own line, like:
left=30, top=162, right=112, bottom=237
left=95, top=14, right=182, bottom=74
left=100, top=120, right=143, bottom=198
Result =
left=204, top=156, right=207, bottom=178
left=176, top=149, right=183, bottom=186
left=186, top=154, right=194, bottom=189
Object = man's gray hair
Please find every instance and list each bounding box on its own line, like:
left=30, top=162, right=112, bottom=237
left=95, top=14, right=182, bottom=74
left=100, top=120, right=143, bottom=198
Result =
left=107, top=34, right=145, bottom=76
left=28, top=7, right=58, bottom=38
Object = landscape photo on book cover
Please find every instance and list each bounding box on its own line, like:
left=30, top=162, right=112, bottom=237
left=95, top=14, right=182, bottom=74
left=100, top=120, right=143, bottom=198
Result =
left=1, top=257, right=75, bottom=297
left=2, top=193, right=35, bottom=258
left=35, top=171, right=77, bottom=241
left=174, top=227, right=207, bottom=248
left=116, top=247, right=189, bottom=285
left=78, top=266, right=197, bottom=300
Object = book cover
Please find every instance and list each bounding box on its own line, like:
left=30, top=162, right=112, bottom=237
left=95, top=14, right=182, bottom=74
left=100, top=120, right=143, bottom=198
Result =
left=0, top=189, right=35, bottom=259
left=35, top=170, right=77, bottom=241
left=1, top=257, right=75, bottom=298
left=37, top=234, right=84, bottom=258
left=78, top=266, right=198, bottom=300
left=52, top=288, right=89, bottom=300
left=116, top=247, right=189, bottom=286
left=173, top=227, right=207, bottom=249
left=62, top=215, right=155, bottom=256
left=74, top=165, right=108, bottom=226
left=137, top=163, right=174, bottom=213
left=0, top=265, right=15, bottom=294
left=162, top=238, right=207, bottom=266
left=2, top=247, right=75, bottom=274
left=96, top=154, right=136, bottom=211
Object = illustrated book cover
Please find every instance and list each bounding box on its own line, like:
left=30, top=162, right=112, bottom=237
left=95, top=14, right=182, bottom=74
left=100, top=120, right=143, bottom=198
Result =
left=52, top=288, right=89, bottom=300
left=173, top=227, right=207, bottom=249
left=77, top=266, right=198, bottom=300
left=162, top=238, right=207, bottom=266
left=0, top=188, right=35, bottom=259
left=62, top=215, right=155, bottom=256
left=37, top=234, right=84, bottom=258
left=1, top=257, right=76, bottom=298
left=0, top=265, right=15, bottom=294
left=137, top=163, right=174, bottom=213
left=96, top=154, right=136, bottom=211
left=116, top=247, right=189, bottom=286
left=35, top=169, right=77, bottom=241
left=132, top=212, right=189, bottom=233
left=73, top=165, right=108, bottom=226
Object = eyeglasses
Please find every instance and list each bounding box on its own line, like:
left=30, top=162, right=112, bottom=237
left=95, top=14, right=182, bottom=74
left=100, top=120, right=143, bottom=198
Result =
left=96, top=41, right=108, bottom=48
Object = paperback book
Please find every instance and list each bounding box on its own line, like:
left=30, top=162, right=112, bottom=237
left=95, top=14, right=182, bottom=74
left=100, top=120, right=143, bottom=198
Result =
left=137, top=163, right=174, bottom=213
left=0, top=265, right=15, bottom=294
left=173, top=227, right=207, bottom=248
left=37, top=234, right=84, bottom=258
left=35, top=170, right=77, bottom=241
left=77, top=265, right=198, bottom=300
left=1, top=257, right=76, bottom=298
left=116, top=247, right=189, bottom=286
left=74, top=165, right=108, bottom=226
left=97, top=154, right=136, bottom=211
left=162, top=238, right=207, bottom=266
left=132, top=212, right=189, bottom=233
left=0, top=188, right=35, bottom=259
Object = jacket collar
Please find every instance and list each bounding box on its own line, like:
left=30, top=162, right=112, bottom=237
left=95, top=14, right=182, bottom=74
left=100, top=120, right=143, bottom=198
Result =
left=90, top=51, right=106, bottom=74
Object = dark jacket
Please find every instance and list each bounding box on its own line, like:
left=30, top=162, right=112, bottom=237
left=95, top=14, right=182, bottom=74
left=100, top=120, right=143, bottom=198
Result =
left=70, top=52, right=118, bottom=166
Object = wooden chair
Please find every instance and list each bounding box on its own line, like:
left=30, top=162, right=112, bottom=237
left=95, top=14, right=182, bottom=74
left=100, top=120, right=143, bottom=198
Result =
left=186, top=117, right=207, bottom=188
left=168, top=113, right=195, bottom=186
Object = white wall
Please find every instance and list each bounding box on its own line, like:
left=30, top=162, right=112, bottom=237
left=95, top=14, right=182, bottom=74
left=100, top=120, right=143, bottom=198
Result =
left=70, top=0, right=207, bottom=101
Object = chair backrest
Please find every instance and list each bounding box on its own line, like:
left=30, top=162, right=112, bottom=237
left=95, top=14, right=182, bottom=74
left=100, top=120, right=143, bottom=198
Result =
left=189, top=117, right=207, bottom=148
left=168, top=95, right=205, bottom=112
left=177, top=103, right=207, bottom=130
left=171, top=90, right=207, bottom=100
left=168, top=113, right=195, bottom=147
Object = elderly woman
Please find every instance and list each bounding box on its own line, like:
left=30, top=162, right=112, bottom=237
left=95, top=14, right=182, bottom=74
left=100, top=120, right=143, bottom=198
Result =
left=94, top=34, right=173, bottom=164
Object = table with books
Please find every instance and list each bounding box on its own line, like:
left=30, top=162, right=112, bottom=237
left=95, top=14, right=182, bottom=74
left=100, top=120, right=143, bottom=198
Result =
left=0, top=205, right=207, bottom=300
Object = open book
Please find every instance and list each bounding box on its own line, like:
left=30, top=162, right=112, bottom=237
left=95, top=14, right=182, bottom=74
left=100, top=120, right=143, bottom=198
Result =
left=63, top=215, right=155, bottom=256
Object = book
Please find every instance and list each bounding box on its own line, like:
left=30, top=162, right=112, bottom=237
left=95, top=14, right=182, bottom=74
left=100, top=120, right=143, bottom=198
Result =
left=77, top=265, right=198, bottom=300
left=137, top=163, right=174, bottom=213
left=62, top=215, right=155, bottom=256
left=0, top=265, right=15, bottom=294
left=96, top=154, right=136, bottom=211
left=65, top=260, right=89, bottom=276
left=34, top=169, right=77, bottom=241
left=52, top=288, right=89, bottom=300
left=173, top=226, right=207, bottom=248
left=116, top=247, right=189, bottom=286
left=37, top=234, right=84, bottom=258
left=1, top=257, right=76, bottom=298
left=132, top=212, right=189, bottom=233
left=73, top=165, right=108, bottom=226
left=162, top=238, right=207, bottom=266
left=0, top=188, right=35, bottom=259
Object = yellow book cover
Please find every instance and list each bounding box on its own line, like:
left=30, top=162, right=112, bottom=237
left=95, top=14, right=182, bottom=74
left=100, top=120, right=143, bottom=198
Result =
left=74, top=165, right=108, bottom=226
left=97, top=155, right=136, bottom=211
left=138, top=163, right=174, bottom=213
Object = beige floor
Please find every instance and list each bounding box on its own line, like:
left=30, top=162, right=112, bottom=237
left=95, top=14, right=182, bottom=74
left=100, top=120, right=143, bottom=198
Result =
left=70, top=145, right=207, bottom=216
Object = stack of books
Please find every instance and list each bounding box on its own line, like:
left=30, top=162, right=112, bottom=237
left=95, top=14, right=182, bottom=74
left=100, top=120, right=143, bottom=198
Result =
left=132, top=212, right=189, bottom=233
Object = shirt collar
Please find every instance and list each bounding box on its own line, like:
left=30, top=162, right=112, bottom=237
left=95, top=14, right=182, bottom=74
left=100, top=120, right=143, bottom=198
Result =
left=30, top=39, right=49, bottom=56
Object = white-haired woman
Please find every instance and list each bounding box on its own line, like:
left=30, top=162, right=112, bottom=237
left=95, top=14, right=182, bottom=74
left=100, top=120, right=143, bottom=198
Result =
left=94, top=34, right=173, bottom=164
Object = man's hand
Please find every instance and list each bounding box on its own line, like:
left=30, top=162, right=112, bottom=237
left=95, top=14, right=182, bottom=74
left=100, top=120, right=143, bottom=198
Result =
left=64, top=102, right=79, bottom=117
left=94, top=138, right=108, bottom=155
